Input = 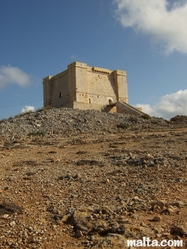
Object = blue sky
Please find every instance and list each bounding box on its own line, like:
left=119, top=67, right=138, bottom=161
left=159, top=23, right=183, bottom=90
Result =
left=0, top=0, right=187, bottom=119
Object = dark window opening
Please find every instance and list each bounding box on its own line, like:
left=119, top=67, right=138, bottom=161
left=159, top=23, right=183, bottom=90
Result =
left=59, top=92, right=62, bottom=98
left=108, top=99, right=112, bottom=105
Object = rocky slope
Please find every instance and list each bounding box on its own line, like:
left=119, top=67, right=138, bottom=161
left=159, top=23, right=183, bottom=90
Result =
left=0, top=108, right=187, bottom=248
left=0, top=107, right=172, bottom=138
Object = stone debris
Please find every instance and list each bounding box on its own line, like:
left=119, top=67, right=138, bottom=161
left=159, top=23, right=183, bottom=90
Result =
left=171, top=222, right=187, bottom=236
left=0, top=108, right=187, bottom=248
left=0, top=107, right=172, bottom=138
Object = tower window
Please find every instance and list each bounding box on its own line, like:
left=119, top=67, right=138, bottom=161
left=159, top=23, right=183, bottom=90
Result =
left=59, top=92, right=62, bottom=98
left=108, top=99, right=112, bottom=105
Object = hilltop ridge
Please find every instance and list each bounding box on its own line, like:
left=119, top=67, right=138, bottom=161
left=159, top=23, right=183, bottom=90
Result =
left=0, top=107, right=185, bottom=139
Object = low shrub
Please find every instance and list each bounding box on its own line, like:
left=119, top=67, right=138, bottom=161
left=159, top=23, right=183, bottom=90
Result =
left=141, top=114, right=151, bottom=119
left=27, top=131, right=45, bottom=137
left=117, top=123, right=129, bottom=129
left=130, top=116, right=138, bottom=123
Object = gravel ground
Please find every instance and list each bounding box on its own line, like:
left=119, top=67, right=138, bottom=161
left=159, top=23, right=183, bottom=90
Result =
left=0, top=108, right=187, bottom=248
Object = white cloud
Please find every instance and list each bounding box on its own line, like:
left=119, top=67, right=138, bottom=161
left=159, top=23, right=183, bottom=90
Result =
left=136, top=104, right=155, bottom=115
left=114, top=0, right=187, bottom=54
left=136, top=89, right=187, bottom=119
left=0, top=65, right=31, bottom=89
left=21, top=105, right=35, bottom=113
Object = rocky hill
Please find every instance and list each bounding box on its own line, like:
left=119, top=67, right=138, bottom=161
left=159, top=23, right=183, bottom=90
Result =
left=0, top=107, right=187, bottom=248
left=0, top=107, right=184, bottom=138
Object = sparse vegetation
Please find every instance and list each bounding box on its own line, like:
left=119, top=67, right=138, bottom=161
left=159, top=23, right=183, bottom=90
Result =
left=36, top=107, right=44, bottom=112
left=0, top=118, right=6, bottom=124
left=14, top=114, right=19, bottom=118
left=117, top=123, right=129, bottom=129
left=19, top=110, right=33, bottom=117
left=141, top=113, right=151, bottom=119
left=27, top=131, right=46, bottom=137
left=130, top=116, right=138, bottom=123
left=150, top=119, right=160, bottom=124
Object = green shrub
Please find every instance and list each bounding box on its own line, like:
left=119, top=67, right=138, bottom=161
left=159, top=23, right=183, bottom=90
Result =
left=117, top=123, right=129, bottom=129
left=27, top=131, right=45, bottom=137
left=141, top=114, right=151, bottom=119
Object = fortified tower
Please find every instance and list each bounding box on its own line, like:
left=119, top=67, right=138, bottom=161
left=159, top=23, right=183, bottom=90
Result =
left=43, top=61, right=143, bottom=116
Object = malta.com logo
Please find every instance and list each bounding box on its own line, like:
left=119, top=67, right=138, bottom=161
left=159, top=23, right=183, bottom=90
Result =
left=127, top=237, right=183, bottom=247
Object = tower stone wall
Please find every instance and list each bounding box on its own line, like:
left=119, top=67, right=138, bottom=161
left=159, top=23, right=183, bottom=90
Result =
left=43, top=61, right=128, bottom=112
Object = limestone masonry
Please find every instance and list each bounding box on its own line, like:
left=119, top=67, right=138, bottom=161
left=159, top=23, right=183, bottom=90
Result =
left=43, top=61, right=143, bottom=115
